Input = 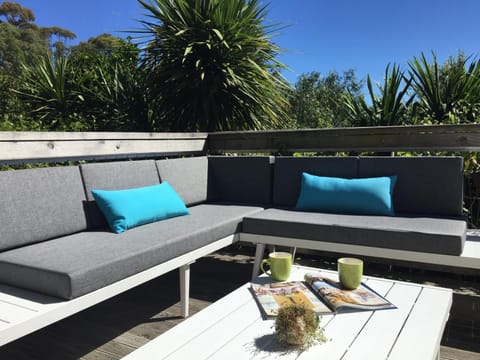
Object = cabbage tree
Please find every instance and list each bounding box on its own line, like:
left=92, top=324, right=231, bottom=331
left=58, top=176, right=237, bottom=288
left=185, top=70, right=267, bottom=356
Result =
left=137, top=0, right=289, bottom=131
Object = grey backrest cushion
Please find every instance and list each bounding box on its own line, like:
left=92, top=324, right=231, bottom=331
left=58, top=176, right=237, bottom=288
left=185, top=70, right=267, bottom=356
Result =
left=80, top=160, right=161, bottom=228
left=0, top=166, right=88, bottom=251
left=208, top=156, right=274, bottom=205
left=359, top=156, right=464, bottom=216
left=273, top=156, right=359, bottom=206
left=156, top=157, right=208, bottom=206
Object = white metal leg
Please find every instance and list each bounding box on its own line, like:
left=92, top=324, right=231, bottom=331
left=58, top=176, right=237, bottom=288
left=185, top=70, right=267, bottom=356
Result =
left=251, top=243, right=266, bottom=281
left=180, top=263, right=192, bottom=317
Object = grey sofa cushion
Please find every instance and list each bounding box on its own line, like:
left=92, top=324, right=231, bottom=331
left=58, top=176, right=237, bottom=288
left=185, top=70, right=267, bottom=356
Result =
left=0, top=166, right=88, bottom=251
left=359, top=156, right=464, bottom=217
left=208, top=156, right=273, bottom=205
left=242, top=208, right=466, bottom=256
left=80, top=160, right=161, bottom=228
left=156, top=157, right=208, bottom=206
left=0, top=204, right=263, bottom=299
left=273, top=156, right=359, bottom=206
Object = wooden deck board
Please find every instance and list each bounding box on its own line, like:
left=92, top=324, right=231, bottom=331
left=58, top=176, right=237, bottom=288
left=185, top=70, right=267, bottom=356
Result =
left=440, top=346, right=480, bottom=360
left=0, top=249, right=478, bottom=360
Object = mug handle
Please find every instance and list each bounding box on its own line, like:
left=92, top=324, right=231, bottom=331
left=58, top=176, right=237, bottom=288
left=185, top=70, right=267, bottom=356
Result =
left=260, top=259, right=271, bottom=275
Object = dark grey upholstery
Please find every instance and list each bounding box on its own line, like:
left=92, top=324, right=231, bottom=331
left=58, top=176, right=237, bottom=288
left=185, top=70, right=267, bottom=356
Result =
left=208, top=156, right=273, bottom=205
left=273, top=156, right=359, bottom=206
left=359, top=156, right=464, bottom=217
left=80, top=160, right=161, bottom=228
left=156, top=157, right=208, bottom=206
left=0, top=167, right=88, bottom=251
left=243, top=208, right=466, bottom=256
left=81, top=160, right=160, bottom=200
left=0, top=204, right=263, bottom=299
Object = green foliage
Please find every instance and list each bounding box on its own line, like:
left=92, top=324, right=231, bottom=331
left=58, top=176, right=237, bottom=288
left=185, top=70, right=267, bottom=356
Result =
left=17, top=35, right=150, bottom=132
left=0, top=1, right=35, bottom=26
left=70, top=33, right=128, bottom=58
left=0, top=3, right=75, bottom=71
left=0, top=2, right=77, bottom=131
left=16, top=53, right=87, bottom=130
left=409, top=52, right=480, bottom=124
left=289, top=70, right=363, bottom=128
left=137, top=0, right=289, bottom=131
left=344, top=64, right=414, bottom=127
left=2, top=1, right=480, bottom=134
left=72, top=38, right=152, bottom=131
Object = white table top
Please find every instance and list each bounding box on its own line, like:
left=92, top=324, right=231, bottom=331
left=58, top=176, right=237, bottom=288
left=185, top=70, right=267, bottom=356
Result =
left=123, top=264, right=452, bottom=360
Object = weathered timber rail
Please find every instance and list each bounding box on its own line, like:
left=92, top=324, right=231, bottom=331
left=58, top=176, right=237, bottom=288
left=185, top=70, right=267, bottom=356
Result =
left=208, top=124, right=480, bottom=153
left=0, top=131, right=208, bottom=164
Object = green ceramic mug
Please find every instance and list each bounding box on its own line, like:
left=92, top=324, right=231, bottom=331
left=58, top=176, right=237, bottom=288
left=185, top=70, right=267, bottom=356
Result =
left=338, top=257, right=363, bottom=290
left=260, top=252, right=292, bottom=281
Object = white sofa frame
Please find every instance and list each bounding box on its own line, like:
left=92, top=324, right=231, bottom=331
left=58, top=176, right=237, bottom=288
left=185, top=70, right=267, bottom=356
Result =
left=244, top=233, right=480, bottom=281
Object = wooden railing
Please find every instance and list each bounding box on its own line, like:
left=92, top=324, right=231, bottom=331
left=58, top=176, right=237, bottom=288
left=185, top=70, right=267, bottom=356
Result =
left=0, top=131, right=208, bottom=164
left=1, top=124, right=480, bottom=164
left=208, top=124, right=480, bottom=153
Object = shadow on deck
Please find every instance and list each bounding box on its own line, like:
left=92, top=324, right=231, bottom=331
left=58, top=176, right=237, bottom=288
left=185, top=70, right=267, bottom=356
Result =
left=0, top=246, right=479, bottom=360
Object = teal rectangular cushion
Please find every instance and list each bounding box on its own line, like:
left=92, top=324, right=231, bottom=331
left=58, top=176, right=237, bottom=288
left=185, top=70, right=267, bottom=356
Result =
left=295, top=173, right=397, bottom=216
left=92, top=182, right=190, bottom=233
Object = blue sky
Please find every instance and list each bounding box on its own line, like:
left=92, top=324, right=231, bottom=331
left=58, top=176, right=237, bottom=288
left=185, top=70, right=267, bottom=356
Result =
left=19, top=0, right=480, bottom=84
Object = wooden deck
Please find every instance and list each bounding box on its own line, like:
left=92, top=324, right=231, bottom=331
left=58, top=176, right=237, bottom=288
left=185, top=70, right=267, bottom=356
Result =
left=0, top=247, right=478, bottom=360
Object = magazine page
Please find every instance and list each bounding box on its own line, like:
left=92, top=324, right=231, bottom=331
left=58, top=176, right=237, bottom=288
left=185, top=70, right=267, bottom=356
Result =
left=251, top=281, right=333, bottom=317
left=304, top=273, right=396, bottom=312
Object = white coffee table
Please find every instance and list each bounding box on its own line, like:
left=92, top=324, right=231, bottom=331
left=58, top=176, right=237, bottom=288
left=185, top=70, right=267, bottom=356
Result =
left=123, top=264, right=452, bottom=360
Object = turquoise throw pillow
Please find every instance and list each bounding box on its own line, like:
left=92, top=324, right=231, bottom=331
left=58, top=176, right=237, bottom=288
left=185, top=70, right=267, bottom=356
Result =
left=92, top=182, right=190, bottom=233
left=295, top=173, right=396, bottom=216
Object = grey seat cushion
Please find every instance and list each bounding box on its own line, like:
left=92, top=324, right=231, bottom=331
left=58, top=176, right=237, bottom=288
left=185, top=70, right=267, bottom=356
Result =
left=0, top=204, right=263, bottom=299
left=0, top=166, right=88, bottom=251
left=242, top=208, right=466, bottom=256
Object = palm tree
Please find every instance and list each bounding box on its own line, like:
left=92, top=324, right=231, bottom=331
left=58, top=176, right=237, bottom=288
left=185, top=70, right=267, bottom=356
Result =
left=137, top=0, right=289, bottom=131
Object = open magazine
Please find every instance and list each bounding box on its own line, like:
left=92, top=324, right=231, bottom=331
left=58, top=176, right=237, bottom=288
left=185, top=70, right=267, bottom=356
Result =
left=304, top=273, right=396, bottom=312
left=251, top=281, right=333, bottom=317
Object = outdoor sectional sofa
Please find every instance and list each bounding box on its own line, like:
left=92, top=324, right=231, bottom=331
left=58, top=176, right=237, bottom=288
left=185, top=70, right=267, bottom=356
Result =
left=0, top=155, right=470, bottom=346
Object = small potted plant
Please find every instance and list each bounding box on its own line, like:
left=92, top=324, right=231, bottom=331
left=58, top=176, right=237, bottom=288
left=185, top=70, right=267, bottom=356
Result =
left=275, top=304, right=327, bottom=349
